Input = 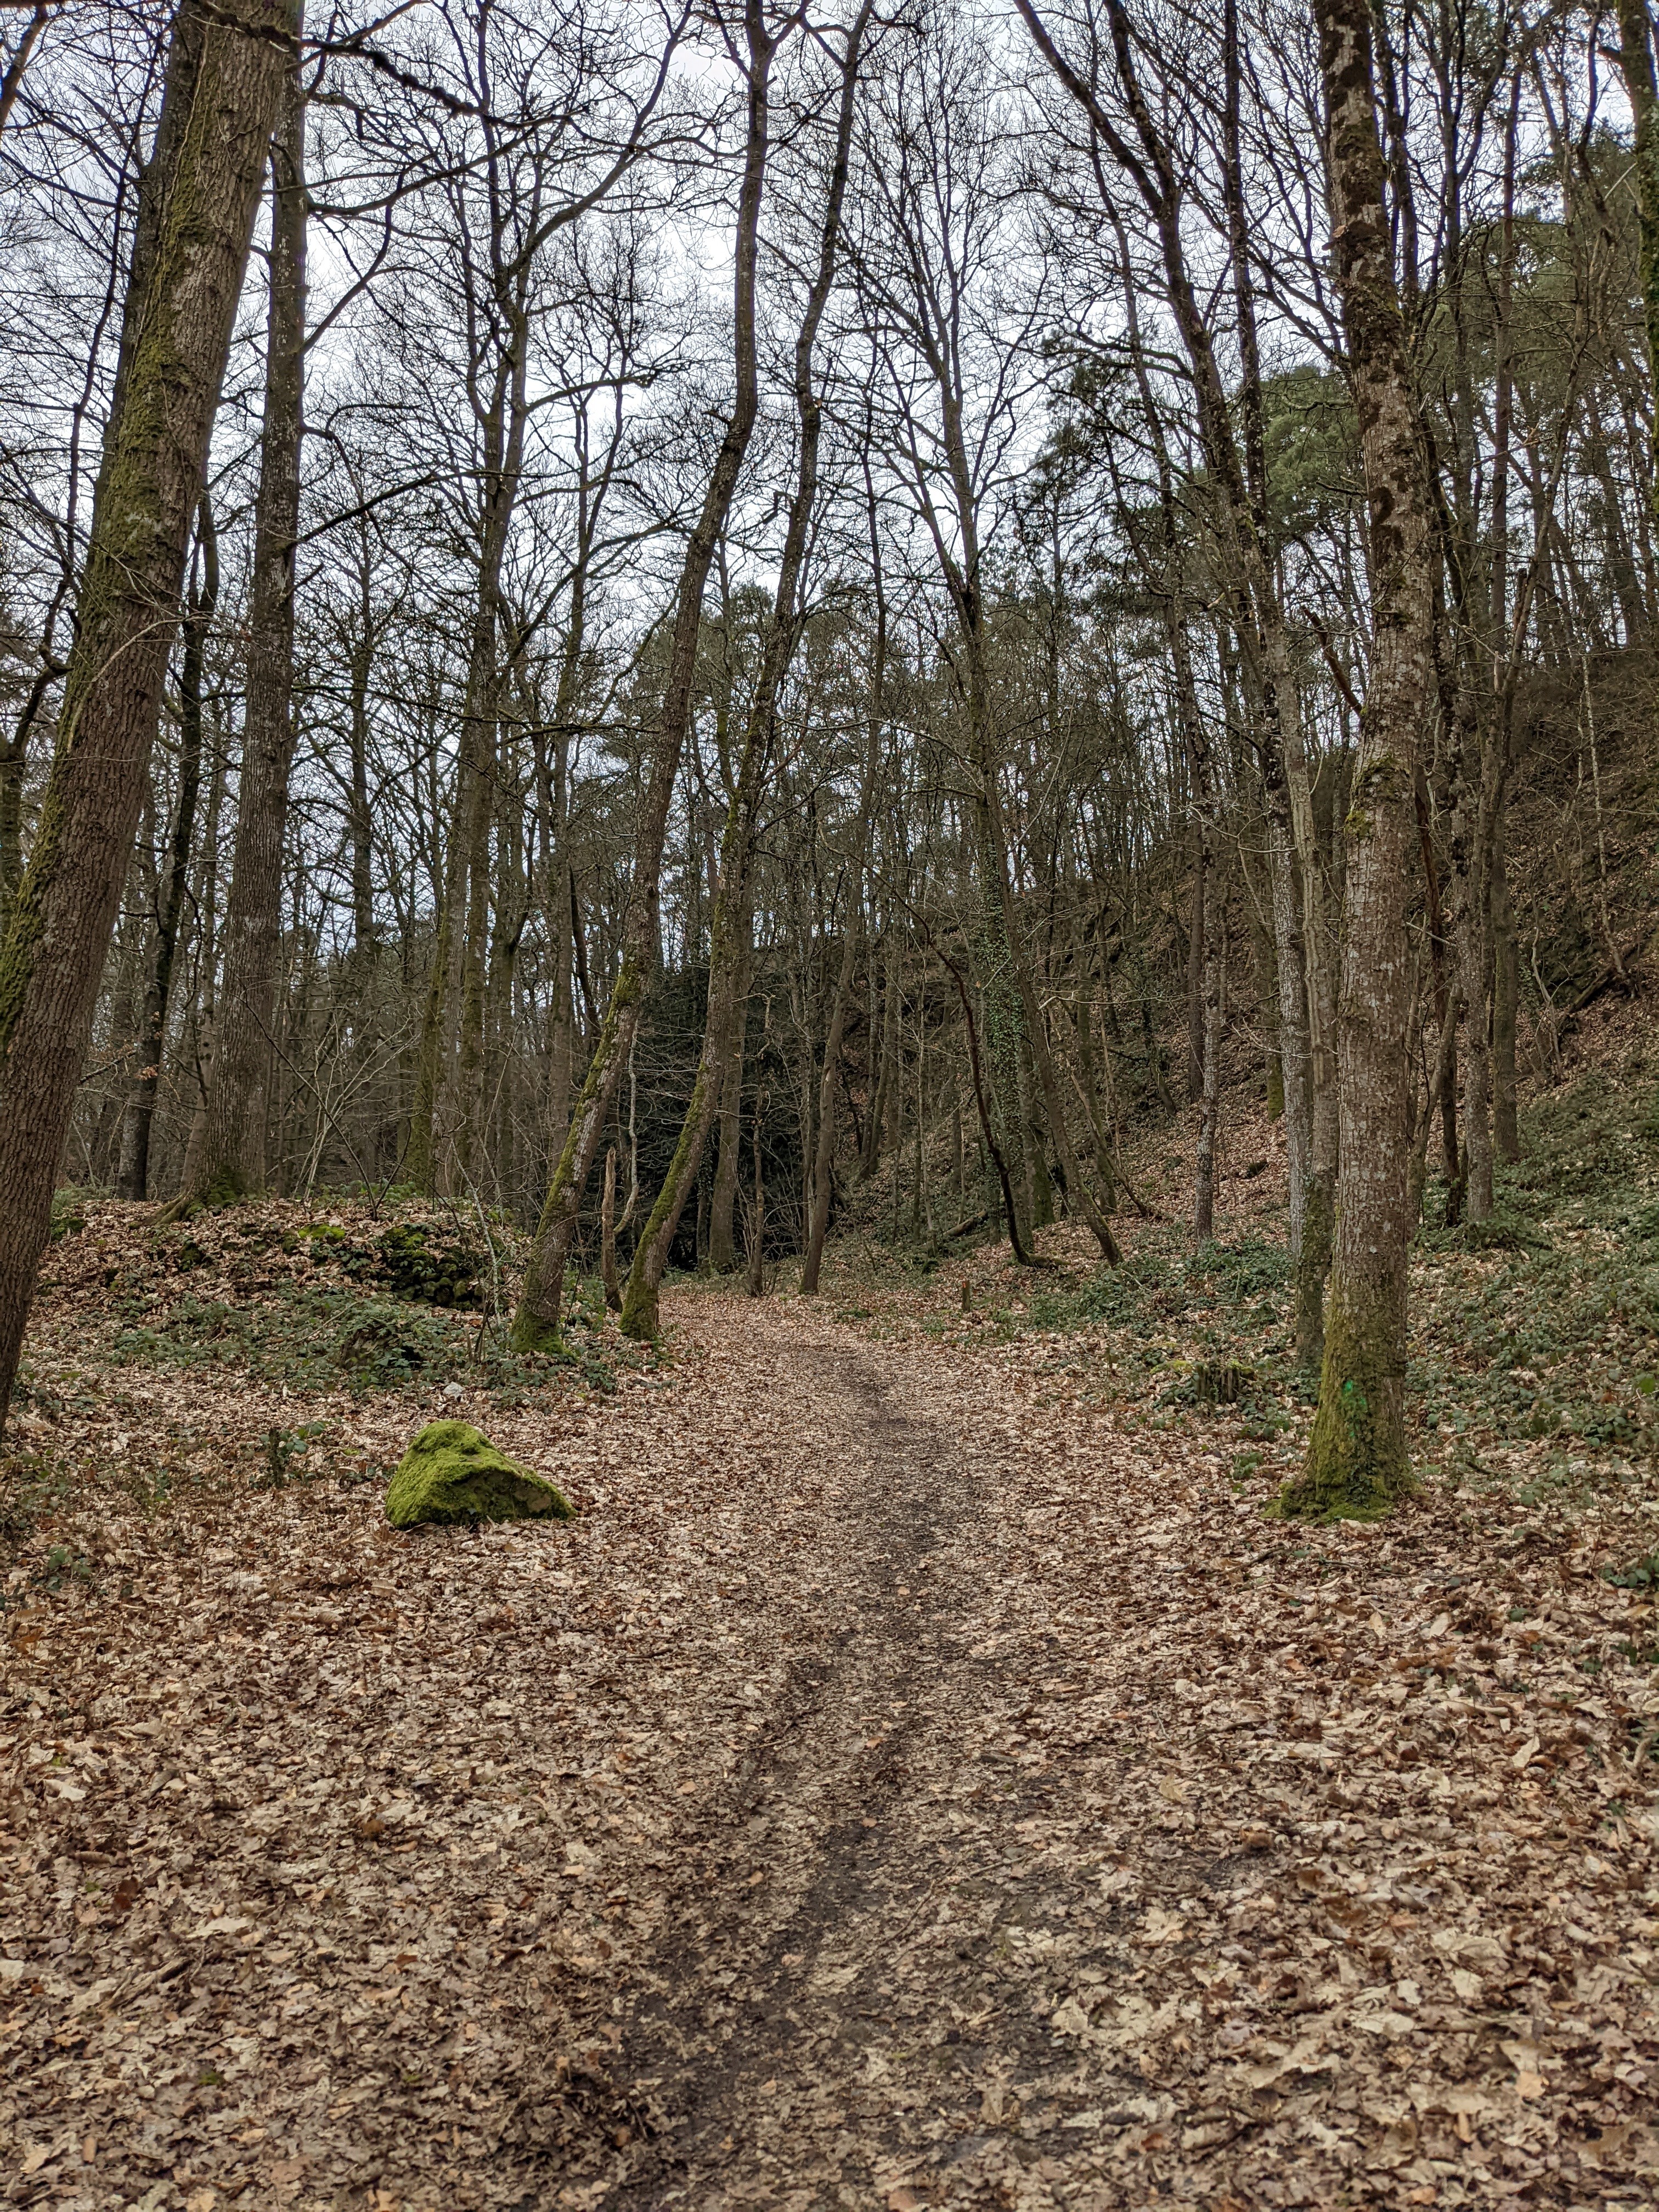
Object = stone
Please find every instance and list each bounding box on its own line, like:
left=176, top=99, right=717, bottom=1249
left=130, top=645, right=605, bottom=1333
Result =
left=385, top=1420, right=573, bottom=1529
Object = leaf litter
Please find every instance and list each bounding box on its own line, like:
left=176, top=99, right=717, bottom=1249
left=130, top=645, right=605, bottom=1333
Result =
left=0, top=1184, right=1656, bottom=2211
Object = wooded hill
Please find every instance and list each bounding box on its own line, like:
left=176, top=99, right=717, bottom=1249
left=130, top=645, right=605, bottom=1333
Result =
left=2, top=0, right=1658, bottom=1517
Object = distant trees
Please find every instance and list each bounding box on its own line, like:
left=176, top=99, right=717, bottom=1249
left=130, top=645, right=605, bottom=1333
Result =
left=0, top=0, right=1653, bottom=1506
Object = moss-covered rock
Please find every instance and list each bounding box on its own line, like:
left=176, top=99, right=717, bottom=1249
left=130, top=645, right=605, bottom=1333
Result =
left=385, top=1420, right=573, bottom=1529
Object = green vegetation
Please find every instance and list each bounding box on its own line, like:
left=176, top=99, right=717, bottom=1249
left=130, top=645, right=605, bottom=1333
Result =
left=888, top=1063, right=1659, bottom=1518
left=385, top=1419, right=574, bottom=1528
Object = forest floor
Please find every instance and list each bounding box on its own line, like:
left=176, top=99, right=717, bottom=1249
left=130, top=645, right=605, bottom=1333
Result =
left=5, top=1035, right=1659, bottom=2210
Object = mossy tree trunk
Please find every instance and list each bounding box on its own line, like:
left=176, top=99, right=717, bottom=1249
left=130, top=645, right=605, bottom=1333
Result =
left=1278, top=0, right=1435, bottom=1520
left=510, top=0, right=778, bottom=1353
left=185, top=31, right=306, bottom=1204
left=0, top=0, right=288, bottom=1431
left=620, top=2, right=870, bottom=1340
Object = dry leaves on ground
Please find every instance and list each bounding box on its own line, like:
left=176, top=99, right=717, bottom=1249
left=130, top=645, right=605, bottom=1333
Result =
left=1, top=1207, right=1656, bottom=2210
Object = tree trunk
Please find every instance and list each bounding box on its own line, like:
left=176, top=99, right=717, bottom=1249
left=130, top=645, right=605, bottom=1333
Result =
left=861, top=946, right=897, bottom=1180
left=745, top=1097, right=766, bottom=1297
left=0, top=0, right=287, bottom=1433
left=117, top=498, right=218, bottom=1199
left=803, top=436, right=887, bottom=1295
left=183, top=33, right=305, bottom=1204
left=511, top=0, right=778, bottom=1352
left=707, top=922, right=750, bottom=1272
left=1491, top=817, right=1520, bottom=1164
left=1193, top=881, right=1224, bottom=1242
left=1282, top=0, right=1435, bottom=1518
left=1185, top=809, right=1205, bottom=1103
left=601, top=1146, right=622, bottom=1312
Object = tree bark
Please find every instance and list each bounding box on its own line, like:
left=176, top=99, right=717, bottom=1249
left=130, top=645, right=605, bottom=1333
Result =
left=0, top=0, right=288, bottom=1432
left=1280, top=0, right=1435, bottom=1518
left=1193, top=870, right=1224, bottom=1242
left=183, top=30, right=305, bottom=1203
left=803, top=434, right=887, bottom=1295
left=600, top=1145, right=622, bottom=1312
left=707, top=921, right=751, bottom=1272
left=1617, top=0, right=1659, bottom=538
left=117, top=497, right=218, bottom=1199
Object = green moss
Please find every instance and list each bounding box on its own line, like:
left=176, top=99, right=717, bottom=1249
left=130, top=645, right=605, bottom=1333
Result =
left=507, top=1308, right=563, bottom=1356
left=1276, top=1274, right=1413, bottom=1521
left=385, top=1420, right=573, bottom=1529
left=200, top=1163, right=250, bottom=1210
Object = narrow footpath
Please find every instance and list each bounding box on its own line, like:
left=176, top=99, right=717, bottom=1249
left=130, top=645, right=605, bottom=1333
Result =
left=3, top=1296, right=1654, bottom=2212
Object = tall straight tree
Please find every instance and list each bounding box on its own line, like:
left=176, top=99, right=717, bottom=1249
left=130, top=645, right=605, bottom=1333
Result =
left=1017, top=0, right=1317, bottom=1288
left=801, top=437, right=887, bottom=1297
left=0, top=0, right=290, bottom=1429
left=183, top=13, right=306, bottom=1204
left=1279, top=0, right=1435, bottom=1516
left=511, top=0, right=782, bottom=1352
left=117, top=495, right=219, bottom=1199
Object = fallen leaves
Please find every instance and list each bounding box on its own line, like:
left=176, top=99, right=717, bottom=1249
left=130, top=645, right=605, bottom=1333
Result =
left=1, top=1195, right=1657, bottom=2207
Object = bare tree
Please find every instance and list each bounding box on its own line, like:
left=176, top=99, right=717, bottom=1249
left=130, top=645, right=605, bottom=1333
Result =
left=0, top=0, right=291, bottom=1427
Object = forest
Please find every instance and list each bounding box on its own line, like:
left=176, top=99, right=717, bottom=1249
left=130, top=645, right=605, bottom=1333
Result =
left=2, top=0, right=1658, bottom=2205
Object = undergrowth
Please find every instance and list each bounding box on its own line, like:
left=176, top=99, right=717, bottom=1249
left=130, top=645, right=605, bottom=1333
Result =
left=883, top=1058, right=1659, bottom=1516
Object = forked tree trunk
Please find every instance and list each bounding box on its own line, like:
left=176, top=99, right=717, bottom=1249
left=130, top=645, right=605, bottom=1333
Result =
left=184, top=35, right=305, bottom=1204
left=1012, top=945, right=1120, bottom=1262
left=1280, top=0, right=1434, bottom=1518
left=510, top=0, right=778, bottom=1352
left=0, top=0, right=288, bottom=1432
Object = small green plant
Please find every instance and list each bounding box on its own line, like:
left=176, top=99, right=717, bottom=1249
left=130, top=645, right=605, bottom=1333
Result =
left=253, top=1421, right=332, bottom=1489
left=331, top=1313, right=432, bottom=1387
left=49, top=1188, right=92, bottom=1240
left=340, top=1222, right=487, bottom=1308
left=1602, top=1549, right=1659, bottom=1592
left=39, top=1545, right=94, bottom=1593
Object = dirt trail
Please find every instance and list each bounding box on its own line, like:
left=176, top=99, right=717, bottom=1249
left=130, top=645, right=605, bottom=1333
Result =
left=528, top=1301, right=1658, bottom=2212
left=592, top=1329, right=1039, bottom=2207
left=4, top=1290, right=1655, bottom=2212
